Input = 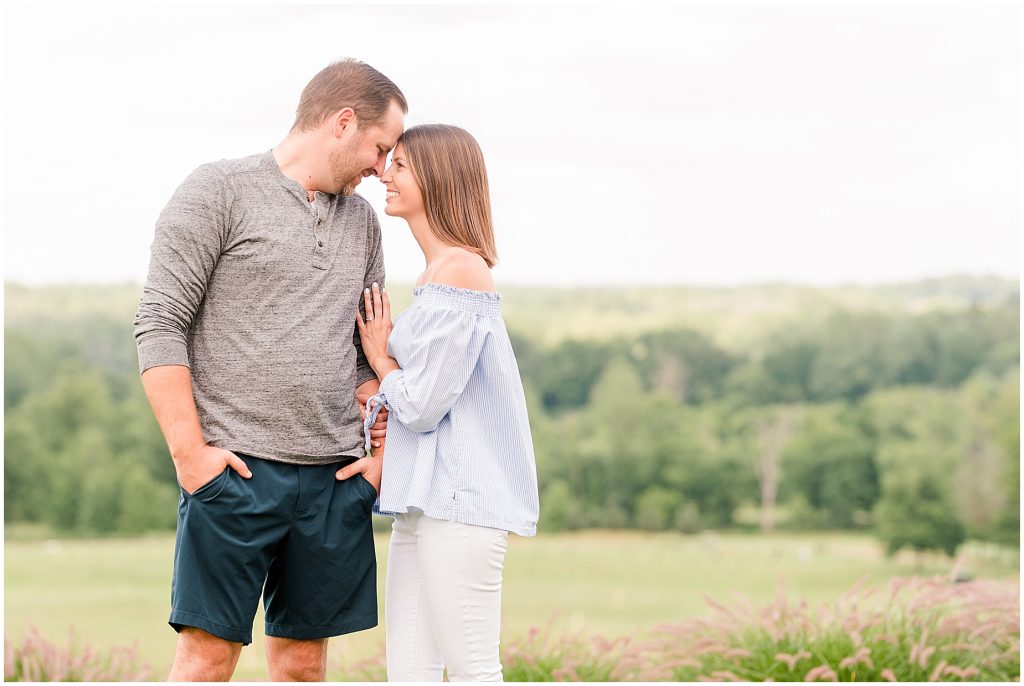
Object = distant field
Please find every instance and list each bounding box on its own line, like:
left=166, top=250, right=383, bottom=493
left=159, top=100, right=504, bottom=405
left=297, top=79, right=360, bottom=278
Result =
left=5, top=529, right=1017, bottom=680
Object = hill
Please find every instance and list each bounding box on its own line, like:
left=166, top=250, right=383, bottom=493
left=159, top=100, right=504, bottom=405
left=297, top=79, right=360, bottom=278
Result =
left=6, top=274, right=1017, bottom=351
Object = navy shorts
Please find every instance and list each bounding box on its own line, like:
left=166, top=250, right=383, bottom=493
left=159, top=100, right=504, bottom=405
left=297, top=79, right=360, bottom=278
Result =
left=169, top=454, right=378, bottom=645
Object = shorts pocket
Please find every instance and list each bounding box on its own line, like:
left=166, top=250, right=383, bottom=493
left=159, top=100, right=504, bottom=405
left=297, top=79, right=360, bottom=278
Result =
left=356, top=473, right=379, bottom=507
left=179, top=467, right=231, bottom=503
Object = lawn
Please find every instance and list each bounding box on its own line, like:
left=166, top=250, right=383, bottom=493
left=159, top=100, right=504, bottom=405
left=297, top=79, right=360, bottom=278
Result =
left=4, top=528, right=1017, bottom=680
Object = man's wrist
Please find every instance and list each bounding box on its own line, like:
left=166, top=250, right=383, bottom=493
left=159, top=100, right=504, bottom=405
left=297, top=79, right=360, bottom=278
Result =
left=356, top=377, right=381, bottom=396
left=170, top=440, right=207, bottom=462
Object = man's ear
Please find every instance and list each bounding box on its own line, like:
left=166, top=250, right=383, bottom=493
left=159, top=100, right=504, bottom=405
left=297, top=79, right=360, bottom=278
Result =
left=331, top=107, right=357, bottom=138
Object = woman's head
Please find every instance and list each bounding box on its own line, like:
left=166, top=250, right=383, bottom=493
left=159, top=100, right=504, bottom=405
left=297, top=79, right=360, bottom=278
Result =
left=381, top=124, right=497, bottom=268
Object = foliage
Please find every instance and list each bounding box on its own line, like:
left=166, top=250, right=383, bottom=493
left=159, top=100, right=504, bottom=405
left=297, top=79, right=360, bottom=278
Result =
left=6, top=530, right=1018, bottom=680
left=322, top=575, right=1020, bottom=681
left=502, top=621, right=652, bottom=681
left=4, top=279, right=1019, bottom=552
left=779, top=404, right=878, bottom=529
left=874, top=467, right=967, bottom=557
left=4, top=626, right=151, bottom=682
left=649, top=575, right=1019, bottom=682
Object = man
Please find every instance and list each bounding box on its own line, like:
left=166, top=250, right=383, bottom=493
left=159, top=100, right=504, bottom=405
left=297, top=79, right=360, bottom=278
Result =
left=133, top=59, right=405, bottom=681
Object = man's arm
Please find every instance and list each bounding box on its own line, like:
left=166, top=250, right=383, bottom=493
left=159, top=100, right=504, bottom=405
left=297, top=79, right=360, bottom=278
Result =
left=140, top=365, right=251, bottom=493
left=357, top=377, right=386, bottom=451
left=352, top=208, right=386, bottom=389
left=341, top=377, right=386, bottom=492
left=134, top=163, right=248, bottom=492
left=336, top=208, right=388, bottom=491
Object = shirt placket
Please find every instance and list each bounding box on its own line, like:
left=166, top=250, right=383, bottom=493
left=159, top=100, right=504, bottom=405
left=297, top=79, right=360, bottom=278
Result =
left=311, top=196, right=331, bottom=270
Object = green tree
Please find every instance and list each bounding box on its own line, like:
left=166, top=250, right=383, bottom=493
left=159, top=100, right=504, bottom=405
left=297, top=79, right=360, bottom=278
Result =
left=761, top=339, right=821, bottom=402
left=631, top=329, right=736, bottom=404
left=874, top=464, right=967, bottom=557
left=79, top=467, right=124, bottom=534
left=956, top=369, right=1020, bottom=544
left=808, top=311, right=891, bottom=401
left=538, top=339, right=617, bottom=411
left=722, top=361, right=777, bottom=407
left=634, top=486, right=681, bottom=530
left=781, top=404, right=879, bottom=528
left=117, top=466, right=179, bottom=534
left=539, top=479, right=583, bottom=532
left=3, top=416, right=50, bottom=521
left=576, top=357, right=649, bottom=523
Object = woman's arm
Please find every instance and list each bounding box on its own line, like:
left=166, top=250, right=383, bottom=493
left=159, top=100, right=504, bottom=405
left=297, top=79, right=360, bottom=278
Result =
left=357, top=294, right=487, bottom=434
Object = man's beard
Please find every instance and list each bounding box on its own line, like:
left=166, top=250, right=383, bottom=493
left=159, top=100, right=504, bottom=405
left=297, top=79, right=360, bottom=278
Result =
left=329, top=144, right=364, bottom=196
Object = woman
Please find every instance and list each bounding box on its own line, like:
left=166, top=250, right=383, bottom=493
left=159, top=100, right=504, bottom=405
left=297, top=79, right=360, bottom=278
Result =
left=354, top=124, right=540, bottom=682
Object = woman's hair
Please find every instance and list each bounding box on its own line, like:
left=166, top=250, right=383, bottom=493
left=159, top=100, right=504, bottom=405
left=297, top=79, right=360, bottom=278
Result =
left=292, top=59, right=408, bottom=132
left=398, top=124, right=498, bottom=268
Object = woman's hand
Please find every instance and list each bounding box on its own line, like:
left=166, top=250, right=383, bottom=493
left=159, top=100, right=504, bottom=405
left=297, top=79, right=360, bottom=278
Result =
left=356, top=282, right=396, bottom=377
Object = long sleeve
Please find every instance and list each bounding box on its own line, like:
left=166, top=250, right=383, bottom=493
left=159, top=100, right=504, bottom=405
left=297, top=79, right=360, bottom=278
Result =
left=133, top=163, right=233, bottom=373
left=365, top=283, right=538, bottom=536
left=353, top=209, right=385, bottom=388
left=377, top=307, right=487, bottom=433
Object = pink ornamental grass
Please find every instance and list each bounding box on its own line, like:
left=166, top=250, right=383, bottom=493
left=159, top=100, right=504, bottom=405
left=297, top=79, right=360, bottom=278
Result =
left=499, top=616, right=657, bottom=682
left=648, top=573, right=1019, bottom=682
left=4, top=626, right=151, bottom=682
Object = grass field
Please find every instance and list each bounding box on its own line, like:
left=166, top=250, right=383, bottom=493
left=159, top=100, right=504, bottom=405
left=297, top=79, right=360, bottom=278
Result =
left=4, top=529, right=1018, bottom=680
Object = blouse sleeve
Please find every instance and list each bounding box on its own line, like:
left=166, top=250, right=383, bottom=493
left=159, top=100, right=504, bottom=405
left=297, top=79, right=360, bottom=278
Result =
left=373, top=306, right=487, bottom=435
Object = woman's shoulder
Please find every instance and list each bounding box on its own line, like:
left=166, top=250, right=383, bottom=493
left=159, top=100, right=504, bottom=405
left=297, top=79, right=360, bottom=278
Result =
left=430, top=248, right=494, bottom=292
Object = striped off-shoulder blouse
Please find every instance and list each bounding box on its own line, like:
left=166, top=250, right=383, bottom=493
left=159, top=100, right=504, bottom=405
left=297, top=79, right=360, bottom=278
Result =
left=363, top=283, right=539, bottom=537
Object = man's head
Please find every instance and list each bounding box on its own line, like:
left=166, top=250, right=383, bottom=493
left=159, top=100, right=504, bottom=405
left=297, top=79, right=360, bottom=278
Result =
left=293, top=59, right=407, bottom=195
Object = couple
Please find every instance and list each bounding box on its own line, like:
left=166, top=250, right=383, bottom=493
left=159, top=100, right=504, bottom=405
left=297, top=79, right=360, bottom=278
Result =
left=133, top=59, right=539, bottom=682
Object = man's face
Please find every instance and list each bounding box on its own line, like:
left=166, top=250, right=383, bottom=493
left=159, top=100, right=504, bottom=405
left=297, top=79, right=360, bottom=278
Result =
left=330, top=101, right=405, bottom=196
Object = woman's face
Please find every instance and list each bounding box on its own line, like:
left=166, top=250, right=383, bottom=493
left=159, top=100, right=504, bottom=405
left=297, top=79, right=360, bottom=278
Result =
left=380, top=143, right=424, bottom=219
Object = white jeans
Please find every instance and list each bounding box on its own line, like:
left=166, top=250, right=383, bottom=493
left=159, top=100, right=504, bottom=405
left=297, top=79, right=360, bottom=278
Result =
left=385, top=510, right=509, bottom=682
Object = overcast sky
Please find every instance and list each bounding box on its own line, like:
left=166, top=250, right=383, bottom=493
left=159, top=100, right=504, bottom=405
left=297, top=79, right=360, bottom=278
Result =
left=2, top=3, right=1019, bottom=287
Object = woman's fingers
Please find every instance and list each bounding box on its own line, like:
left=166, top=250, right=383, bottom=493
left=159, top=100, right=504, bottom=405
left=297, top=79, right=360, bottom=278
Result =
left=372, top=282, right=383, bottom=319
left=363, top=287, right=374, bottom=322
left=382, top=289, right=391, bottom=323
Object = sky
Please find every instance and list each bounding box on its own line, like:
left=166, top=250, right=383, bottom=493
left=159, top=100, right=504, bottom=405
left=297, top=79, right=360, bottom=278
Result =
left=2, top=3, right=1020, bottom=287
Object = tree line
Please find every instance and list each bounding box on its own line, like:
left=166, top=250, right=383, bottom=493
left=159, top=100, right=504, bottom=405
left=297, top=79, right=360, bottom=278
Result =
left=4, top=284, right=1019, bottom=555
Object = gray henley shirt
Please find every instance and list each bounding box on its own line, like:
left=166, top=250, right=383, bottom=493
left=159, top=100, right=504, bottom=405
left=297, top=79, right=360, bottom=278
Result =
left=133, top=150, right=384, bottom=465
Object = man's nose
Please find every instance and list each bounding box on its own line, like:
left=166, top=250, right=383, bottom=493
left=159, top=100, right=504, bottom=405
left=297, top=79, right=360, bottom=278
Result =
left=370, top=154, right=388, bottom=177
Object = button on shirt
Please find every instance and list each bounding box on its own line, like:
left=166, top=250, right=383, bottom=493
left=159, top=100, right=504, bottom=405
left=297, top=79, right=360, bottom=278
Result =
left=364, top=284, right=540, bottom=537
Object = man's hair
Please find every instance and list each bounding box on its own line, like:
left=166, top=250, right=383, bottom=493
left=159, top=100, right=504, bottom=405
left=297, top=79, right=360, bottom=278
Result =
left=292, top=59, right=408, bottom=132
left=399, top=124, right=497, bottom=268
